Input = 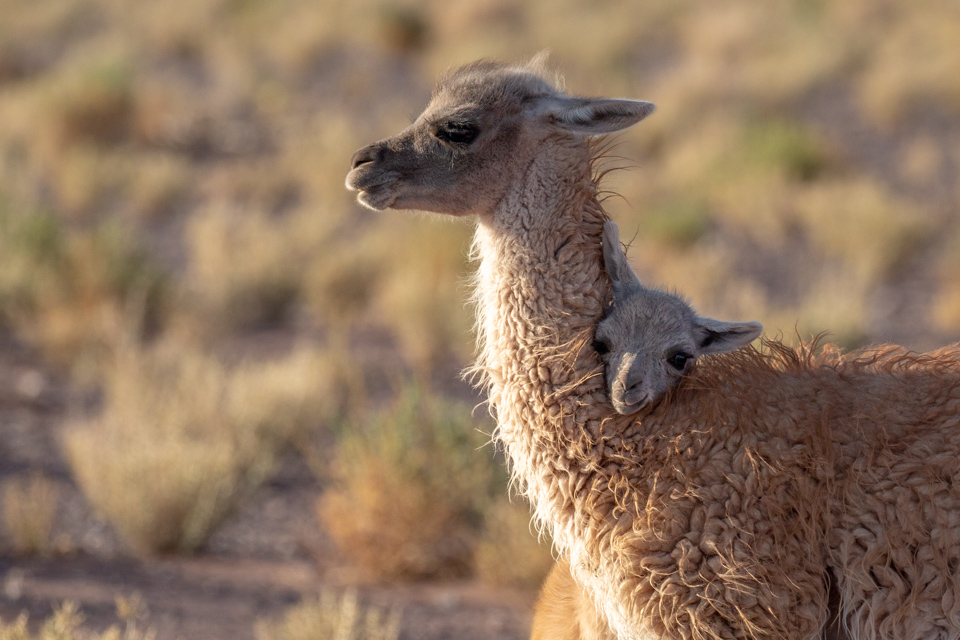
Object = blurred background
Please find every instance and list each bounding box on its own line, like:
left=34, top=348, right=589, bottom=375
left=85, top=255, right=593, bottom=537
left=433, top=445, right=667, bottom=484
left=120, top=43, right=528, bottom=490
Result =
left=0, top=0, right=958, bottom=638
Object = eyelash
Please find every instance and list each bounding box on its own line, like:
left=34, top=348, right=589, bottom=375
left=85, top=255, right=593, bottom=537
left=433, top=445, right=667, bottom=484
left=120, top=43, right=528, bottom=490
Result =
left=435, top=122, right=479, bottom=145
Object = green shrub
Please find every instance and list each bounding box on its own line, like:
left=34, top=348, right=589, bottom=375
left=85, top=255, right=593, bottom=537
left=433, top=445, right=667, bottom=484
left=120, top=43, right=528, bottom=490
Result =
left=742, top=119, right=828, bottom=182
left=640, top=199, right=711, bottom=248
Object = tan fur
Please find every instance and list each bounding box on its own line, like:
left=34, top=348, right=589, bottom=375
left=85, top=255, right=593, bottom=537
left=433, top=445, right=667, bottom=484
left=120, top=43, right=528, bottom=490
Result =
left=532, top=560, right=616, bottom=640
left=347, top=60, right=960, bottom=640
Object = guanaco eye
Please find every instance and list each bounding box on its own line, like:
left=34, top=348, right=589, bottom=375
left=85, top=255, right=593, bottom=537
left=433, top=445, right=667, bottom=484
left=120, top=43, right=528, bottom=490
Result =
left=668, top=353, right=691, bottom=371
left=592, top=339, right=610, bottom=356
left=436, top=122, right=479, bottom=145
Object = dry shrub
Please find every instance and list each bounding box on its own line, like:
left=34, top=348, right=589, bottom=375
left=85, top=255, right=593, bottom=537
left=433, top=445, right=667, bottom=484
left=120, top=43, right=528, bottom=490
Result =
left=125, top=152, right=191, bottom=220
left=858, top=8, right=960, bottom=124
left=255, top=591, right=400, bottom=640
left=933, top=231, right=960, bottom=332
left=899, top=135, right=942, bottom=187
left=318, top=387, right=498, bottom=580
left=793, top=179, right=928, bottom=283
left=44, top=147, right=132, bottom=220
left=740, top=119, right=829, bottom=183
left=305, top=245, right=382, bottom=333
left=63, top=343, right=329, bottom=555
left=2, top=474, right=59, bottom=556
left=378, top=6, right=429, bottom=54
left=367, top=219, right=474, bottom=373
left=185, top=206, right=305, bottom=329
left=473, top=499, right=554, bottom=590
left=0, top=205, right=164, bottom=368
left=40, top=61, right=134, bottom=151
left=673, top=2, right=850, bottom=108
left=783, top=275, right=869, bottom=350
left=0, top=600, right=154, bottom=640
left=304, top=216, right=473, bottom=372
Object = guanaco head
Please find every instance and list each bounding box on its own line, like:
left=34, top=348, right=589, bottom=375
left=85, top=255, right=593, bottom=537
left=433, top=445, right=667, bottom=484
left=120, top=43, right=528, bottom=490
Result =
left=345, top=58, right=654, bottom=219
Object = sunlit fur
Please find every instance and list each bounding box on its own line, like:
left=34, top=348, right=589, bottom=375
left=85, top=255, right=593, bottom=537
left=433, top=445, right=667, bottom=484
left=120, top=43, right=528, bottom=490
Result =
left=531, top=560, right=615, bottom=640
left=348, top=59, right=960, bottom=640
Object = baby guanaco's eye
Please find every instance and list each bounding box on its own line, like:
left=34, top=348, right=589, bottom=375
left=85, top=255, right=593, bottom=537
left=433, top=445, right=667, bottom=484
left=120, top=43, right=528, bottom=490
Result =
left=668, top=353, right=691, bottom=371
left=436, top=122, right=479, bottom=145
left=592, top=339, right=611, bottom=356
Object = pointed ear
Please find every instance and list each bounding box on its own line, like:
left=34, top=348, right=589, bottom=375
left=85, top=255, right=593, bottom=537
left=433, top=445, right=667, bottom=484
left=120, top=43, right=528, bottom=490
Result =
left=602, top=222, right=642, bottom=299
left=541, top=96, right=655, bottom=135
left=694, top=318, right=763, bottom=355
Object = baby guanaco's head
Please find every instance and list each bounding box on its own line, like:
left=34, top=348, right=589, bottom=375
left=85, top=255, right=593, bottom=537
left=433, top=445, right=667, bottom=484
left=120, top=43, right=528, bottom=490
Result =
left=595, top=222, right=763, bottom=415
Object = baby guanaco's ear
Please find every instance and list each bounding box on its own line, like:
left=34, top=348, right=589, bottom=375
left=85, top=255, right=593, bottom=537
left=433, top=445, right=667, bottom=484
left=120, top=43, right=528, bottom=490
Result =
left=601, top=222, right=644, bottom=302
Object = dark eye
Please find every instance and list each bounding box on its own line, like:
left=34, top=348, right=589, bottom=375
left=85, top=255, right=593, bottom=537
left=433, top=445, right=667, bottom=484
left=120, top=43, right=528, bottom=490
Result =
left=592, top=339, right=610, bottom=356
left=436, top=122, right=479, bottom=145
left=668, top=353, right=691, bottom=371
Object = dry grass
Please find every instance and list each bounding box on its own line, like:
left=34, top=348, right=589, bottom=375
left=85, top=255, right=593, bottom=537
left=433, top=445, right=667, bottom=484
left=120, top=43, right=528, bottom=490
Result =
left=793, top=179, right=928, bottom=283
left=858, top=7, right=960, bottom=125
left=0, top=600, right=154, bottom=640
left=318, top=387, right=498, bottom=580
left=255, top=591, right=400, bottom=640
left=184, top=206, right=307, bottom=330
left=473, top=499, right=554, bottom=589
left=0, top=204, right=164, bottom=369
left=637, top=198, right=710, bottom=249
left=363, top=218, right=475, bottom=372
left=63, top=343, right=330, bottom=555
left=934, top=231, right=960, bottom=333
left=1, top=474, right=59, bottom=557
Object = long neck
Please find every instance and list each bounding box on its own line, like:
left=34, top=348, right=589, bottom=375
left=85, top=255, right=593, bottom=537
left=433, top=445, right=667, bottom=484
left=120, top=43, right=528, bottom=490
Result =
left=470, top=138, right=633, bottom=547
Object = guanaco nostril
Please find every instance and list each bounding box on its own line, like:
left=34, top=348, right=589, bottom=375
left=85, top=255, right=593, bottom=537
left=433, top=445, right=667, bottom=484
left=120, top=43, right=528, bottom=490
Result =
left=350, top=146, right=381, bottom=170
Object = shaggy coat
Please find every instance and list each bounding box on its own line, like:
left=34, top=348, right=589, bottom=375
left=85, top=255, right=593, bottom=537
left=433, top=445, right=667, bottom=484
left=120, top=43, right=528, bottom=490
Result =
left=470, top=144, right=960, bottom=639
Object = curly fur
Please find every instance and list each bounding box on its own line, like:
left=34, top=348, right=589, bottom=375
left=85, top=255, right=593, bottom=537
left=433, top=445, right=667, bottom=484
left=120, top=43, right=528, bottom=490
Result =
left=467, top=130, right=960, bottom=639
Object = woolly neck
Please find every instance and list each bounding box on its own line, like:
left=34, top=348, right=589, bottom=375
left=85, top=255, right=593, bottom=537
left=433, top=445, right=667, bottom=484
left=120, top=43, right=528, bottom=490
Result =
left=471, top=136, right=612, bottom=493
left=468, top=137, right=650, bottom=635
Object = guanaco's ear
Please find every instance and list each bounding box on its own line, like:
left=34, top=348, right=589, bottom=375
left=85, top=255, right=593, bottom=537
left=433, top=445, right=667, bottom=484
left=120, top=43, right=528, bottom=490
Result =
left=602, top=222, right=643, bottom=300
left=693, top=318, right=763, bottom=356
left=540, top=96, right=655, bottom=135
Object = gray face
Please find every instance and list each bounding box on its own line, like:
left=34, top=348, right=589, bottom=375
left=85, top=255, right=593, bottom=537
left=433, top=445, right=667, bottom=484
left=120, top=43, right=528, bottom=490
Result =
left=345, top=59, right=655, bottom=218
left=594, top=289, right=702, bottom=414
left=345, top=62, right=542, bottom=216
left=598, top=222, right=763, bottom=415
